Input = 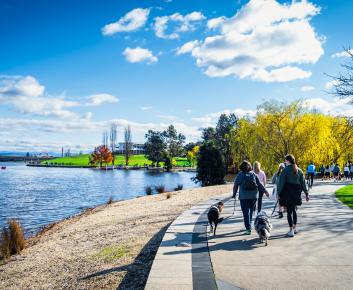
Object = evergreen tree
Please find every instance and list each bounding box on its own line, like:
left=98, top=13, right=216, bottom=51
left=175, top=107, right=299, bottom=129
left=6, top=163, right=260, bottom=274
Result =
left=194, top=141, right=226, bottom=186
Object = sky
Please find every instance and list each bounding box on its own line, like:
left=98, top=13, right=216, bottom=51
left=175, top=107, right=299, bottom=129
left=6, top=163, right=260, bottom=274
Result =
left=0, top=0, right=352, bottom=153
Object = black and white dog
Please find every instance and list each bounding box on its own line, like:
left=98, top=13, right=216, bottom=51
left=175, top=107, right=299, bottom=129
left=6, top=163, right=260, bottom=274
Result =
left=254, top=211, right=272, bottom=246
left=207, top=201, right=224, bottom=235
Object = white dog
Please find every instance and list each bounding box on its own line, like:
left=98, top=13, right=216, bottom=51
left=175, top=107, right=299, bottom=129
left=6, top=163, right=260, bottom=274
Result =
left=254, top=211, right=272, bottom=246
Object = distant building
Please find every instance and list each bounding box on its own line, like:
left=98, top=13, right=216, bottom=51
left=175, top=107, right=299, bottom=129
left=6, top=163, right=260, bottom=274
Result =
left=115, top=142, right=145, bottom=155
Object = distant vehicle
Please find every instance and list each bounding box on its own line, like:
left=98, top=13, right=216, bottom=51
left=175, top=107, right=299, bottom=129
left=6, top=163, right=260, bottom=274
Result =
left=1, top=166, right=6, bottom=170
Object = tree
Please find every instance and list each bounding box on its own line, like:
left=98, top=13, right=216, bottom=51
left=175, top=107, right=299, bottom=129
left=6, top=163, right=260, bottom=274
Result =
left=201, top=127, right=216, bottom=142
left=329, top=48, right=353, bottom=98
left=186, top=145, right=199, bottom=167
left=102, top=131, right=108, bottom=147
left=124, top=125, right=132, bottom=166
left=89, top=145, right=113, bottom=168
left=144, top=130, right=166, bottom=167
left=215, top=113, right=238, bottom=171
left=163, top=125, right=186, bottom=160
left=194, top=141, right=225, bottom=186
left=110, top=123, right=118, bottom=165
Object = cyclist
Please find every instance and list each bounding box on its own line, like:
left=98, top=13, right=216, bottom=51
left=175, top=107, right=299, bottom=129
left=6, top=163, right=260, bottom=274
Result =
left=306, top=162, right=315, bottom=188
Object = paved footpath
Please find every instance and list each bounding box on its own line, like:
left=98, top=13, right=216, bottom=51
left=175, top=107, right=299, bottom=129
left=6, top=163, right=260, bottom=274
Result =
left=210, top=182, right=353, bottom=290
left=145, top=181, right=353, bottom=290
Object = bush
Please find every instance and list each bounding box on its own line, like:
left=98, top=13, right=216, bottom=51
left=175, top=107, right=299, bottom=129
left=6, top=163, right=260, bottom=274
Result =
left=0, top=227, right=10, bottom=260
left=194, top=141, right=226, bottom=186
left=145, top=186, right=153, bottom=195
left=174, top=184, right=183, bottom=191
left=9, top=219, right=25, bottom=255
left=1, top=219, right=25, bottom=260
left=156, top=185, right=166, bottom=194
left=107, top=196, right=113, bottom=205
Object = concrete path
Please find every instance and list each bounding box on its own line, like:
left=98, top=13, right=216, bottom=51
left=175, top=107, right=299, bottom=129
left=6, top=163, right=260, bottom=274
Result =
left=210, top=181, right=353, bottom=290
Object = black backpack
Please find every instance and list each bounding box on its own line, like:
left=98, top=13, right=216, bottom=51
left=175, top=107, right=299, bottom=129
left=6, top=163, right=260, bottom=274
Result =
left=243, top=173, right=258, bottom=191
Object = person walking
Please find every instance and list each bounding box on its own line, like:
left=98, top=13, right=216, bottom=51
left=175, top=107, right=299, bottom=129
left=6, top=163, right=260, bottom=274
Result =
left=344, top=163, right=350, bottom=180
left=333, top=164, right=341, bottom=182
left=233, top=160, right=269, bottom=235
left=325, top=165, right=331, bottom=180
left=319, top=164, right=325, bottom=180
left=350, top=163, right=353, bottom=181
left=272, top=163, right=285, bottom=218
left=306, top=162, right=315, bottom=188
left=253, top=161, right=267, bottom=213
left=278, top=154, right=309, bottom=237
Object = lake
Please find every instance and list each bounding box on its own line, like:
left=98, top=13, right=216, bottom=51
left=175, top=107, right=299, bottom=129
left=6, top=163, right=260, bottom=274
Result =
left=0, top=162, right=198, bottom=236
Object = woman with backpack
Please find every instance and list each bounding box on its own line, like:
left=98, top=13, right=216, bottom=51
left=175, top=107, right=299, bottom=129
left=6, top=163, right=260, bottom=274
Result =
left=233, top=160, right=269, bottom=235
left=253, top=161, right=267, bottom=213
left=278, top=154, right=309, bottom=237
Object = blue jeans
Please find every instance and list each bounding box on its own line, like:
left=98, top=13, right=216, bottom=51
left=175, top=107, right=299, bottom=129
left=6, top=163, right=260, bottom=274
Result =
left=240, top=199, right=257, bottom=230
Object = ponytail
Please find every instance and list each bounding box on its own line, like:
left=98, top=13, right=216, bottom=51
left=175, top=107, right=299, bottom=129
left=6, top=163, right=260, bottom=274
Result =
left=285, top=154, right=298, bottom=175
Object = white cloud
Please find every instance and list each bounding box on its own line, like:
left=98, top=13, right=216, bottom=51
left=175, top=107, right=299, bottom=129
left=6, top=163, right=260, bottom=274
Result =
left=325, top=80, right=339, bottom=90
left=123, top=47, right=158, bottom=63
left=141, top=106, right=152, bottom=111
left=192, top=108, right=256, bottom=127
left=331, top=49, right=353, bottom=58
left=156, top=114, right=178, bottom=121
left=0, top=75, right=119, bottom=118
left=178, top=0, right=324, bottom=82
left=303, top=97, right=353, bottom=116
left=154, top=11, right=206, bottom=39
left=186, top=109, right=192, bottom=113
left=176, top=40, right=199, bottom=55
left=102, top=8, right=150, bottom=36
left=301, top=85, right=315, bottom=92
left=85, top=94, right=119, bottom=106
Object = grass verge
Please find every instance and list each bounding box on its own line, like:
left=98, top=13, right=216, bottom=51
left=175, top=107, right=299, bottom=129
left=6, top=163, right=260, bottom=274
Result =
left=335, top=185, right=353, bottom=209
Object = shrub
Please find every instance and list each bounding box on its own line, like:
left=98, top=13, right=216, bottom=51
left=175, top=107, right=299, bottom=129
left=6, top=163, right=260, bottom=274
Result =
left=174, top=184, right=183, bottom=191
left=155, top=185, right=166, bottom=194
left=0, top=227, right=11, bottom=260
left=107, top=196, right=113, bottom=205
left=165, top=192, right=172, bottom=199
left=8, top=219, right=25, bottom=255
left=145, top=186, right=153, bottom=195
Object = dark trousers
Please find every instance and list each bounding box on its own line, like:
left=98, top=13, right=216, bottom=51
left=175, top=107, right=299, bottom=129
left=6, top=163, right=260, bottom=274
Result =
left=287, top=205, right=297, bottom=228
left=308, top=173, right=314, bottom=187
left=257, top=191, right=264, bottom=213
left=240, top=199, right=257, bottom=230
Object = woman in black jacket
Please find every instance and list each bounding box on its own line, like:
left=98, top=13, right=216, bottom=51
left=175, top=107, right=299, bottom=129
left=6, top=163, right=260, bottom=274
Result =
left=278, top=154, right=309, bottom=237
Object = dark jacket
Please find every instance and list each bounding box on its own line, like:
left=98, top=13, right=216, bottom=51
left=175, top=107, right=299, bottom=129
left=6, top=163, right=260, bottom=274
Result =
left=278, top=164, right=308, bottom=207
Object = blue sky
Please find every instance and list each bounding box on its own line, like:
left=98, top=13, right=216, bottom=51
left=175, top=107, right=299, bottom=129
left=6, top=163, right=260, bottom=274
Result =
left=0, top=0, right=352, bottom=152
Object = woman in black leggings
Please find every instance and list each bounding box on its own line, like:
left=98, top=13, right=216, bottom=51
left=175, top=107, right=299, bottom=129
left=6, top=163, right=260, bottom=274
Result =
left=278, top=155, right=309, bottom=237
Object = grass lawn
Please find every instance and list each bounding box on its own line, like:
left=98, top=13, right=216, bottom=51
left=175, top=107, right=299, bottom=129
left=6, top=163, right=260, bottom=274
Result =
left=335, top=185, right=353, bottom=209
left=43, top=154, right=192, bottom=167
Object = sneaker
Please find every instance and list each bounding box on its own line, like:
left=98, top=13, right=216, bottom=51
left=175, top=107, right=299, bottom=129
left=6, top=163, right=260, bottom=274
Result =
left=287, top=230, right=294, bottom=237
left=209, top=225, right=214, bottom=234
left=294, top=228, right=298, bottom=234
left=245, top=229, right=251, bottom=235
left=278, top=212, right=283, bottom=219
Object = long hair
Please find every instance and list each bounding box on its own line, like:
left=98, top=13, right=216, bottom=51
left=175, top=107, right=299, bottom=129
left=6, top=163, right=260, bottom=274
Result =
left=253, top=161, right=261, bottom=174
left=285, top=154, right=298, bottom=175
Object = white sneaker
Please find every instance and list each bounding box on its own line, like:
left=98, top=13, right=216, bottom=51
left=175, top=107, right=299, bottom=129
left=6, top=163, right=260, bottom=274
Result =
left=287, top=230, right=294, bottom=237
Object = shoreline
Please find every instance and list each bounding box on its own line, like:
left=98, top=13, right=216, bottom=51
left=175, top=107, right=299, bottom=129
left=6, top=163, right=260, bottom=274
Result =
left=0, top=183, right=233, bottom=289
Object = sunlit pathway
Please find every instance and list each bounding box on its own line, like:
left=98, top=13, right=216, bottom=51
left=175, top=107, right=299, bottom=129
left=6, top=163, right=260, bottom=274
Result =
left=209, top=181, right=353, bottom=290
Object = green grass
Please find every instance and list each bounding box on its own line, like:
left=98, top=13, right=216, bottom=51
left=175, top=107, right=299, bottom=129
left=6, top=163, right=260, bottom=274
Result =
left=335, top=185, right=353, bottom=209
left=94, top=245, right=129, bottom=262
left=42, top=154, right=192, bottom=167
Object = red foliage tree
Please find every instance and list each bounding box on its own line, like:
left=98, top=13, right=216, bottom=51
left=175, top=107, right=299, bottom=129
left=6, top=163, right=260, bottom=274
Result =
left=89, top=145, right=113, bottom=168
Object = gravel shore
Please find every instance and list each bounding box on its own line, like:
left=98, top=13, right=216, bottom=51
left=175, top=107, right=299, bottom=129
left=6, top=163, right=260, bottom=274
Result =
left=0, top=184, right=232, bottom=290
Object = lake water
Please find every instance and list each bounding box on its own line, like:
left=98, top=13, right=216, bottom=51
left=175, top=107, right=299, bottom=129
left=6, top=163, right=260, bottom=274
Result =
left=0, top=162, right=198, bottom=236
